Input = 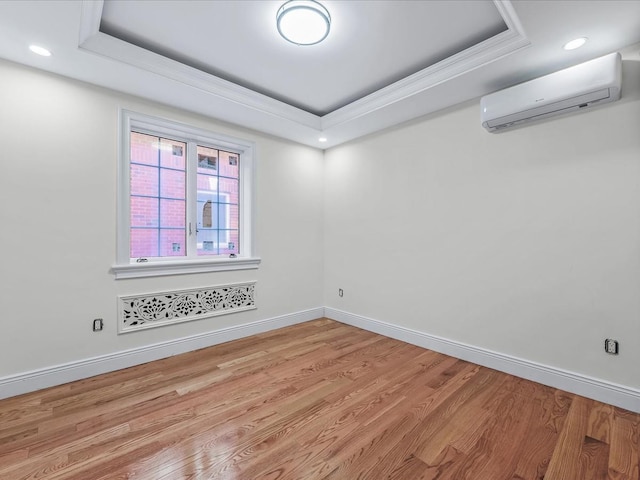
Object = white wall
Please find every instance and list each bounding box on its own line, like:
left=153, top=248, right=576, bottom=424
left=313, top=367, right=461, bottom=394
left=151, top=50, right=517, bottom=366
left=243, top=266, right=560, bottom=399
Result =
left=324, top=55, right=640, bottom=389
left=1, top=49, right=639, bottom=399
left=0, top=59, right=324, bottom=377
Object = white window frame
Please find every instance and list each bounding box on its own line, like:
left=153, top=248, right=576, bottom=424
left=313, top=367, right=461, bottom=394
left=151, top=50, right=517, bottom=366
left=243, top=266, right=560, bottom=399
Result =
left=112, top=109, right=260, bottom=279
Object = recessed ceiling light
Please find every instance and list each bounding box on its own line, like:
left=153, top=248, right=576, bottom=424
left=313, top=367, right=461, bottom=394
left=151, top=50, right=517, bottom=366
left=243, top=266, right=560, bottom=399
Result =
left=318, top=137, right=328, bottom=143
left=563, top=37, right=587, bottom=51
left=29, top=45, right=52, bottom=57
left=277, top=0, right=331, bottom=46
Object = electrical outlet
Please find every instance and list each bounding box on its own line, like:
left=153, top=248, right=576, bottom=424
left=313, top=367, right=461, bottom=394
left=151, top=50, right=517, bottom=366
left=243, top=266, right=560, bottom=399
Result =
left=93, top=318, right=103, bottom=332
left=604, top=338, right=619, bottom=355
left=338, top=288, right=343, bottom=297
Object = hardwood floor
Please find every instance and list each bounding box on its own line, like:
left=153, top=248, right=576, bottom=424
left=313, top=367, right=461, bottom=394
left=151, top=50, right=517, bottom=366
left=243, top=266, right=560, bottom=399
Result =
left=0, top=319, right=638, bottom=479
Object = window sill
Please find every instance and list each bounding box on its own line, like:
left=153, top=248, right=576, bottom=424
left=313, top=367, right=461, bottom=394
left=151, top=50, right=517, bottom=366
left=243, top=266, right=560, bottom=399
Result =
left=111, top=257, right=261, bottom=279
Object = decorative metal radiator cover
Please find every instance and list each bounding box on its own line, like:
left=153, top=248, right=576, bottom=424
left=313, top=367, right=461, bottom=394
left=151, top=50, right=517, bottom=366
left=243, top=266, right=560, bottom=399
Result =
left=118, top=282, right=256, bottom=333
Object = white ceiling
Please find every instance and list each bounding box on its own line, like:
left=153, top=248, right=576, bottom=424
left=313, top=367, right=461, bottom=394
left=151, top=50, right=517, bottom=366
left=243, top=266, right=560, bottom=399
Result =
left=100, top=0, right=508, bottom=116
left=0, top=1, right=639, bottom=148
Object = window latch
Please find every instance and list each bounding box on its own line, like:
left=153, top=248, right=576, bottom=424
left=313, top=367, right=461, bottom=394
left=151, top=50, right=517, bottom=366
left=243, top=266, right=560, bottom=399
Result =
left=136, top=258, right=148, bottom=263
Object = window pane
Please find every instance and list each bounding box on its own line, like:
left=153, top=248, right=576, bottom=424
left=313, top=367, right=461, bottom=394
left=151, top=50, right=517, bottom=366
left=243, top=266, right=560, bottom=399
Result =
left=220, top=230, right=239, bottom=255
left=219, top=150, right=239, bottom=178
left=160, top=138, right=185, bottom=170
left=228, top=204, right=239, bottom=230
left=199, top=200, right=219, bottom=229
left=197, top=174, right=218, bottom=201
left=160, top=229, right=186, bottom=257
left=219, top=177, right=238, bottom=204
left=130, top=132, right=159, bottom=166
left=198, top=229, right=219, bottom=256
left=130, top=132, right=189, bottom=260
left=130, top=164, right=159, bottom=197
left=131, top=228, right=158, bottom=258
left=160, top=199, right=185, bottom=228
left=160, top=168, right=185, bottom=199
left=130, top=196, right=158, bottom=227
left=197, top=146, right=218, bottom=175
left=194, top=147, right=239, bottom=258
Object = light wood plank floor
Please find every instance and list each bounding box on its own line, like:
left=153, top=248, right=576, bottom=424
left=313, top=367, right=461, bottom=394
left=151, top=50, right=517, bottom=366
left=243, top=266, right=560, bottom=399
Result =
left=0, top=319, right=638, bottom=479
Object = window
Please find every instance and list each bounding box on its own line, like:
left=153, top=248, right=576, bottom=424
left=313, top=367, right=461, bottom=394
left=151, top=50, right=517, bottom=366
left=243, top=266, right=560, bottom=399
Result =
left=113, top=110, right=259, bottom=278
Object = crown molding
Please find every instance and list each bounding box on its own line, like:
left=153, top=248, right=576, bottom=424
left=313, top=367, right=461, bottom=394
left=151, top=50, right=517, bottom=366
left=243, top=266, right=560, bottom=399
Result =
left=321, top=2, right=529, bottom=131
left=77, top=0, right=529, bottom=148
left=78, top=4, right=320, bottom=130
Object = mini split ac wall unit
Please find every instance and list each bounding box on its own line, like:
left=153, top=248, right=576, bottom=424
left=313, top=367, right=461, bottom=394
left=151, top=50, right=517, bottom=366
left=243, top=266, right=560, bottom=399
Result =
left=481, top=52, right=622, bottom=132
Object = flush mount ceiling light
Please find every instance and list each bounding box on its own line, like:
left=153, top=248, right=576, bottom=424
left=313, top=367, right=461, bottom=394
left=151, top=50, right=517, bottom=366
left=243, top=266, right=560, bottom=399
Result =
left=563, top=37, right=587, bottom=50
left=277, top=0, right=331, bottom=46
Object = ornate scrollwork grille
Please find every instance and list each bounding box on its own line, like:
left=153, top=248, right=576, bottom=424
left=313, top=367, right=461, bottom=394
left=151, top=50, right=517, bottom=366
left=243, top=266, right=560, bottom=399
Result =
left=118, top=282, right=256, bottom=333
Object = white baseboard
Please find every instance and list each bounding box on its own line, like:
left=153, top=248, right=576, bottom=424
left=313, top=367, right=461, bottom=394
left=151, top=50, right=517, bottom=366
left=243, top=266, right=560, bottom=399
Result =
left=325, top=307, right=640, bottom=413
left=0, top=307, right=323, bottom=400
left=4, top=305, right=639, bottom=413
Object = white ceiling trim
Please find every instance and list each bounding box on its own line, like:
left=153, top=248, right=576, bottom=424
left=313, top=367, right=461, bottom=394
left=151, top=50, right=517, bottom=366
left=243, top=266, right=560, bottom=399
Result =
left=322, top=1, right=529, bottom=130
left=78, top=2, right=320, bottom=130
left=78, top=0, right=529, bottom=148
